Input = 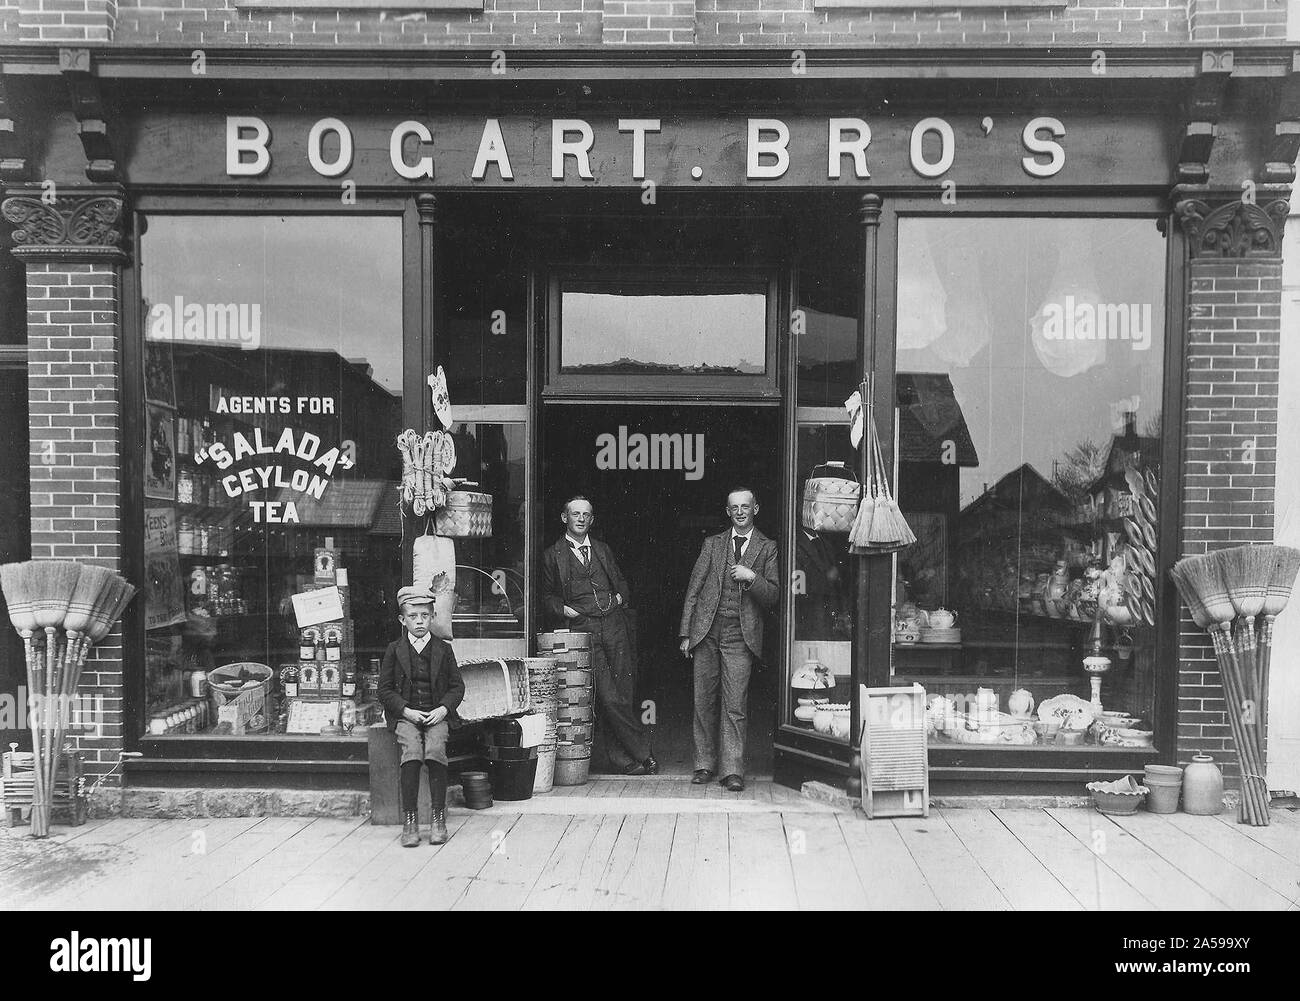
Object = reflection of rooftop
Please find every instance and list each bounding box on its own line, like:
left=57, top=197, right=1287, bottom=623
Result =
left=959, top=462, right=1071, bottom=522
left=897, top=372, right=979, bottom=467
left=272, top=480, right=388, bottom=529
left=162, top=338, right=400, bottom=400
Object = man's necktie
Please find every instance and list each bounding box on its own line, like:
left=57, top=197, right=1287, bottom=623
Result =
left=734, top=536, right=744, bottom=563
left=580, top=545, right=590, bottom=566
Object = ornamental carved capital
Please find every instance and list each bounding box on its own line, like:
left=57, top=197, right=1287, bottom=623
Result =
left=1175, top=196, right=1289, bottom=259
left=1, top=184, right=127, bottom=263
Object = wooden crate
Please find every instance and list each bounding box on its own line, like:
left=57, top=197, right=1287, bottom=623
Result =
left=2, top=750, right=88, bottom=828
left=859, top=684, right=929, bottom=819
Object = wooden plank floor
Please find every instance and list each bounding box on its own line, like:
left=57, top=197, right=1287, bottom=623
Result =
left=3, top=784, right=1296, bottom=911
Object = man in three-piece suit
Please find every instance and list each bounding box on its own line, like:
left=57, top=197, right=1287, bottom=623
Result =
left=542, top=496, right=657, bottom=776
left=679, top=488, right=779, bottom=792
left=795, top=526, right=848, bottom=640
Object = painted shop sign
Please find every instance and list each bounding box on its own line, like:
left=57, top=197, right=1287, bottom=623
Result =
left=224, top=114, right=1067, bottom=182
left=195, top=402, right=356, bottom=523
left=122, top=110, right=1179, bottom=188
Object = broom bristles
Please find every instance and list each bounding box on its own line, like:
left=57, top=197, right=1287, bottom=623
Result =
left=87, top=577, right=136, bottom=644
left=1262, top=545, right=1300, bottom=617
left=1218, top=546, right=1270, bottom=618
left=62, top=565, right=115, bottom=635
left=1170, top=561, right=1213, bottom=630
left=1178, top=553, right=1235, bottom=625
left=0, top=561, right=39, bottom=632
left=28, top=561, right=82, bottom=629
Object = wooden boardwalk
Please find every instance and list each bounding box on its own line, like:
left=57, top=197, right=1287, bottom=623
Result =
left=2, top=779, right=1297, bottom=911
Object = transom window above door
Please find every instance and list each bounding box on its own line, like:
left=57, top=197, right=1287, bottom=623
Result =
left=547, top=270, right=780, bottom=400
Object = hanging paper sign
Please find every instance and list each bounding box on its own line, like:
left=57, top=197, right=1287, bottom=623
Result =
left=291, top=585, right=345, bottom=628
left=144, top=507, right=187, bottom=630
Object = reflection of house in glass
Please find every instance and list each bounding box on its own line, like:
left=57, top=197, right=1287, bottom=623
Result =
left=955, top=464, right=1073, bottom=614
left=895, top=373, right=979, bottom=610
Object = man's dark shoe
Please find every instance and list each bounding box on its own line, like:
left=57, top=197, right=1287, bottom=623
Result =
left=400, top=811, right=420, bottom=848
left=429, top=808, right=449, bottom=845
left=691, top=769, right=714, bottom=784
left=625, top=756, right=660, bottom=776
left=721, top=774, right=745, bottom=792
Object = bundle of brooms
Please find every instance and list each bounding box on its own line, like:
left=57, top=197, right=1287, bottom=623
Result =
left=1170, top=545, right=1300, bottom=826
left=0, top=560, right=135, bottom=837
left=848, top=377, right=916, bottom=555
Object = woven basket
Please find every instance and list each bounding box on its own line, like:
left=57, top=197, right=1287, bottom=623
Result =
left=801, top=461, right=861, bottom=533
left=458, top=658, right=530, bottom=721
left=434, top=490, right=493, bottom=538
left=208, top=662, right=272, bottom=733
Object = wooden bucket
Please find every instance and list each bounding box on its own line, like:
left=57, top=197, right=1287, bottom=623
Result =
left=536, top=631, right=591, bottom=652
left=553, top=754, right=591, bottom=786
left=555, top=668, right=592, bottom=690
left=556, top=722, right=593, bottom=745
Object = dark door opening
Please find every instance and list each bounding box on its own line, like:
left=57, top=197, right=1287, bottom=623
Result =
left=541, top=404, right=783, bottom=776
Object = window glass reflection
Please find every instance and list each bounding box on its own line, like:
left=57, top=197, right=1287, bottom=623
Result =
left=893, top=217, right=1166, bottom=751
left=561, top=289, right=766, bottom=376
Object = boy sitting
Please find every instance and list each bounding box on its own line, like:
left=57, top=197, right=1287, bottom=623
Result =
left=378, top=585, right=465, bottom=847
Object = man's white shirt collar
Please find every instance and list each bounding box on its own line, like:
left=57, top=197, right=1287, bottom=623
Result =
left=407, top=632, right=431, bottom=653
left=566, top=535, right=590, bottom=550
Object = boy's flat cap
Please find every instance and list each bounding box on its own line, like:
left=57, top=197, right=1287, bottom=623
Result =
left=396, top=585, right=435, bottom=606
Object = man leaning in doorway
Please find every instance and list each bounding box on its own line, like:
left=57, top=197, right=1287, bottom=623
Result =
left=679, top=487, right=779, bottom=792
left=542, top=495, right=658, bottom=776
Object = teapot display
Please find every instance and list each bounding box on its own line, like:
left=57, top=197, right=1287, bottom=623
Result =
left=922, top=608, right=958, bottom=630
left=1008, top=688, right=1035, bottom=717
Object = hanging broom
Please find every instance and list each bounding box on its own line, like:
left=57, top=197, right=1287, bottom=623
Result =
left=0, top=562, right=49, bottom=838
left=1171, top=555, right=1270, bottom=825
left=1257, top=545, right=1300, bottom=770
left=866, top=413, right=916, bottom=550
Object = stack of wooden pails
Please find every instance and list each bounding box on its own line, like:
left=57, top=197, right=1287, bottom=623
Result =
left=536, top=631, right=594, bottom=786
left=524, top=656, right=559, bottom=793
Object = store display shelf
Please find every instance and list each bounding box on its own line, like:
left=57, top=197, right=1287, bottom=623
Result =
left=894, top=641, right=962, bottom=650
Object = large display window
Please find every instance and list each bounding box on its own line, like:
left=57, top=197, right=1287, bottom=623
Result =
left=137, top=215, right=404, bottom=738
left=890, top=215, right=1168, bottom=752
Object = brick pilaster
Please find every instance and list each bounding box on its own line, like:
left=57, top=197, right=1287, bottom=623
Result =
left=1176, top=196, right=1288, bottom=789
left=2, top=185, right=127, bottom=786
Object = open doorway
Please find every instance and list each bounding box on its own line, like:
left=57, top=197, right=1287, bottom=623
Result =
left=540, top=404, right=783, bottom=776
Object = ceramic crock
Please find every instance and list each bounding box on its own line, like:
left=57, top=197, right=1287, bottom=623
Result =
left=1181, top=754, right=1224, bottom=815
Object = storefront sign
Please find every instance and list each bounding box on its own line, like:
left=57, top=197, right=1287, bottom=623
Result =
left=224, top=114, right=1067, bottom=183
left=127, top=109, right=1184, bottom=188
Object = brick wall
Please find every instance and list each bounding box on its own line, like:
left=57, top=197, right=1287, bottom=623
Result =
left=1178, top=257, right=1282, bottom=787
left=6, top=0, right=1290, bottom=46
left=1188, top=0, right=1288, bottom=41
left=12, top=0, right=118, bottom=42
left=26, top=260, right=124, bottom=783
left=19, top=0, right=1269, bottom=46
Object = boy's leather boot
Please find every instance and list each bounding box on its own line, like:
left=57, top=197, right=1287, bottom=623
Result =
left=401, top=811, right=420, bottom=847
left=430, top=808, right=449, bottom=845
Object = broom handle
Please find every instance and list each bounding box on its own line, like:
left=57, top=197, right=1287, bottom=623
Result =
left=20, top=631, right=49, bottom=838
left=1210, top=627, right=1261, bottom=824
left=1214, top=625, right=1269, bottom=825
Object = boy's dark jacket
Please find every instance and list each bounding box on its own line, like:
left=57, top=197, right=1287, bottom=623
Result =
left=377, top=635, right=465, bottom=731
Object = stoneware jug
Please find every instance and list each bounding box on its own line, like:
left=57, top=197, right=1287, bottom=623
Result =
left=1181, top=754, right=1224, bottom=815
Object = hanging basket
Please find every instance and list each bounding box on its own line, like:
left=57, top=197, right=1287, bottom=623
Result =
left=801, top=462, right=861, bottom=533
